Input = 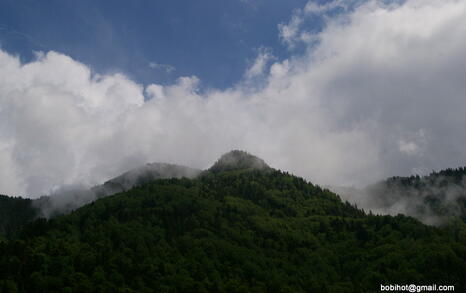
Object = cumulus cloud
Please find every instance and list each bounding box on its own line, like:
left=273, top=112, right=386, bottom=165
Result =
left=278, top=0, right=363, bottom=49
left=245, top=48, right=274, bottom=79
left=2, top=0, right=466, bottom=198
left=278, top=12, right=307, bottom=49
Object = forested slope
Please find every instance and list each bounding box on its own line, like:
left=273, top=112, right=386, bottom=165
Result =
left=1, top=157, right=465, bottom=292
left=0, top=163, right=201, bottom=236
left=363, top=167, right=466, bottom=224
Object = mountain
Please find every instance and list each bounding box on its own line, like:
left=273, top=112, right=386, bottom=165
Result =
left=35, top=162, right=202, bottom=218
left=208, top=150, right=270, bottom=173
left=337, top=167, right=466, bottom=225
left=1, top=152, right=465, bottom=292
left=96, top=162, right=201, bottom=195
left=0, top=162, right=201, bottom=236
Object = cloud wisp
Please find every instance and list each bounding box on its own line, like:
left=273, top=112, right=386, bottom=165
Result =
left=149, top=62, right=176, bottom=74
left=1, top=0, right=466, bottom=199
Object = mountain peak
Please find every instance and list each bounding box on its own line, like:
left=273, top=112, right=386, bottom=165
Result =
left=99, top=162, right=201, bottom=193
left=209, top=150, right=270, bottom=172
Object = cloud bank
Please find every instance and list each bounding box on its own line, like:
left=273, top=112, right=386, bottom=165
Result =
left=2, top=0, right=466, bottom=197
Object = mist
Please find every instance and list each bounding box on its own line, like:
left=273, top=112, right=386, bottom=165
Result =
left=2, top=0, right=466, bottom=206
left=33, top=162, right=202, bottom=218
left=333, top=172, right=466, bottom=225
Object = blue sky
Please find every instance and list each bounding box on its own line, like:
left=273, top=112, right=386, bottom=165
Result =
left=0, top=0, right=319, bottom=89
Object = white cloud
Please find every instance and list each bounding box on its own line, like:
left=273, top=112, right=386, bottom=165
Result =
left=149, top=62, right=175, bottom=73
left=278, top=13, right=305, bottom=49
left=304, top=0, right=349, bottom=14
left=398, top=129, right=427, bottom=155
left=398, top=140, right=419, bottom=155
left=245, top=48, right=273, bottom=78
left=2, top=0, right=466, bottom=197
left=278, top=0, right=366, bottom=49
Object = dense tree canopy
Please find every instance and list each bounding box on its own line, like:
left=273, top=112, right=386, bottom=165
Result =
left=1, top=164, right=466, bottom=292
left=0, top=195, right=39, bottom=237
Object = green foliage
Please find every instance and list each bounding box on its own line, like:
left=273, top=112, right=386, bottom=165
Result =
left=1, top=170, right=465, bottom=292
left=0, top=195, right=39, bottom=237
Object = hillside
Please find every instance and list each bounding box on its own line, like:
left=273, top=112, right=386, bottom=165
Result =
left=0, top=163, right=201, bottom=236
left=96, top=162, right=202, bottom=195
left=1, top=152, right=465, bottom=292
left=36, top=162, right=202, bottom=218
left=337, top=167, right=466, bottom=225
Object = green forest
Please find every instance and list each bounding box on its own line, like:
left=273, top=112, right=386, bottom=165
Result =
left=1, top=151, right=466, bottom=292
left=365, top=167, right=466, bottom=223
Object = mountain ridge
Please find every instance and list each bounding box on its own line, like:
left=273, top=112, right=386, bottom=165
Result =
left=1, top=161, right=466, bottom=291
left=0, top=150, right=270, bottom=234
left=2, top=151, right=466, bottom=239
